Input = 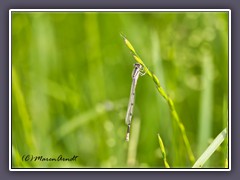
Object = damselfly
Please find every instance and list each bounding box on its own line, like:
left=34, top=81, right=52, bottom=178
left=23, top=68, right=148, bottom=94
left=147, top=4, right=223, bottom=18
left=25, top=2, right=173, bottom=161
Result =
left=125, top=63, right=145, bottom=141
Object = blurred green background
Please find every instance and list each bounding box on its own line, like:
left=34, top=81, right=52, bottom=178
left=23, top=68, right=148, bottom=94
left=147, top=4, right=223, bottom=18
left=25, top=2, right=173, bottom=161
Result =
left=11, top=11, right=229, bottom=168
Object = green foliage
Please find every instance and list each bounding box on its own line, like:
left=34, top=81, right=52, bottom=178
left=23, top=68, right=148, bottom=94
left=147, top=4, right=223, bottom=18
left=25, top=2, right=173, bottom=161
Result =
left=11, top=11, right=229, bottom=168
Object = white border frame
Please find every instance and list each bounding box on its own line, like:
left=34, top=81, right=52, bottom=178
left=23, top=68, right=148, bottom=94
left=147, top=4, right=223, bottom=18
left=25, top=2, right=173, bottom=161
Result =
left=9, top=9, right=231, bottom=171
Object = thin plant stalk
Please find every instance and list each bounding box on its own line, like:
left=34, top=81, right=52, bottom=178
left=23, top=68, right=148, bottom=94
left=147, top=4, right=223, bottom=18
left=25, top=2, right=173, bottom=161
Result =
left=127, top=118, right=141, bottom=166
left=158, top=134, right=170, bottom=168
left=122, top=35, right=195, bottom=163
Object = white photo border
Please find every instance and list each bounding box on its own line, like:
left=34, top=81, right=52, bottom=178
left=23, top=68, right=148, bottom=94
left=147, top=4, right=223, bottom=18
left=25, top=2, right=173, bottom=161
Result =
left=9, top=9, right=231, bottom=171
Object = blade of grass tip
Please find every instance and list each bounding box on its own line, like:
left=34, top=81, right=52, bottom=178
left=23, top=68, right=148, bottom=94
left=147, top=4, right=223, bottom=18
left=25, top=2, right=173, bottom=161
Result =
left=120, top=34, right=150, bottom=75
left=120, top=33, right=137, bottom=55
left=192, top=128, right=227, bottom=168
left=122, top=36, right=195, bottom=164
left=158, top=134, right=170, bottom=168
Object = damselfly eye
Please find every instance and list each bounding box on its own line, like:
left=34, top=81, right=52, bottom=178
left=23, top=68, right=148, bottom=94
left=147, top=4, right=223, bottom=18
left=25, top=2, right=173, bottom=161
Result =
left=134, top=63, right=142, bottom=69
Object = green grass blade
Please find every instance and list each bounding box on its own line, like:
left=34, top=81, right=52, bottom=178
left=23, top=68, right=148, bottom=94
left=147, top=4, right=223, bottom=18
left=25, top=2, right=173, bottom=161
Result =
left=12, top=66, right=35, bottom=151
left=197, top=53, right=214, bottom=162
left=192, top=128, right=227, bottom=168
left=127, top=118, right=141, bottom=167
left=158, top=134, right=170, bottom=168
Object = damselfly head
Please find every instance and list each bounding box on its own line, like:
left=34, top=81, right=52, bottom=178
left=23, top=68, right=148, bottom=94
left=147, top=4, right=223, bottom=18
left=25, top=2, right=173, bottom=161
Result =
left=133, top=63, right=145, bottom=76
left=134, top=63, right=142, bottom=69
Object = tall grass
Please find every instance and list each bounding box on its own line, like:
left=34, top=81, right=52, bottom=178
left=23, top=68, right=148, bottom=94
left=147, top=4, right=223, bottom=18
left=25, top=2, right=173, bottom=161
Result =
left=11, top=12, right=229, bottom=168
left=197, top=53, right=214, bottom=167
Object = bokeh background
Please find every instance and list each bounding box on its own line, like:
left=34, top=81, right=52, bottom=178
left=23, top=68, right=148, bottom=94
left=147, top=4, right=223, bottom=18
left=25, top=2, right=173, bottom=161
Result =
left=11, top=11, right=229, bottom=168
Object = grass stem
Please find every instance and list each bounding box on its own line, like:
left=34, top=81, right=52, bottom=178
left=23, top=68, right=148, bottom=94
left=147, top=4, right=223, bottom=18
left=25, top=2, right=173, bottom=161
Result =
left=122, top=35, right=195, bottom=164
left=158, top=134, right=170, bottom=168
